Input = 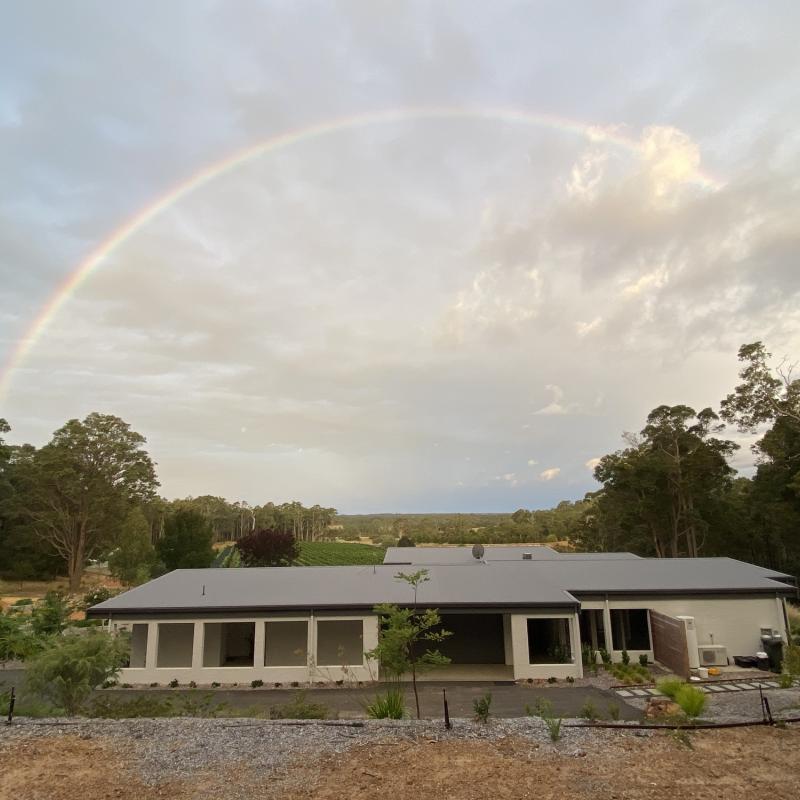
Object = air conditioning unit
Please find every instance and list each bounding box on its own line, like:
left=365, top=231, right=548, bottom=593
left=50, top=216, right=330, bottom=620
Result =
left=698, top=645, right=728, bottom=666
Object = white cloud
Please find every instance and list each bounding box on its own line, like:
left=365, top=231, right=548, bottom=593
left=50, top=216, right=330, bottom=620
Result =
left=585, top=457, right=601, bottom=470
left=534, top=385, right=579, bottom=416
left=527, top=458, right=538, bottom=466
left=539, top=467, right=561, bottom=481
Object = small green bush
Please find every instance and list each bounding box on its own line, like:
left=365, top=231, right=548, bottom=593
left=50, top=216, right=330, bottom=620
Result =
left=778, top=672, right=793, bottom=689
left=31, top=592, right=71, bottom=637
left=25, top=630, right=128, bottom=715
left=210, top=681, right=221, bottom=688
left=525, top=697, right=553, bottom=718
left=579, top=700, right=600, bottom=721
left=12, top=598, right=33, bottom=606
left=657, top=678, right=685, bottom=699
left=675, top=685, right=706, bottom=719
left=782, top=644, right=800, bottom=678
left=188, top=681, right=197, bottom=689
left=544, top=716, right=562, bottom=742
left=621, top=649, right=630, bottom=666
left=365, top=687, right=405, bottom=719
left=607, top=703, right=620, bottom=721
left=599, top=648, right=611, bottom=666
left=82, top=587, right=117, bottom=609
left=638, top=654, right=648, bottom=667
left=566, top=675, right=575, bottom=684
left=473, top=692, right=492, bottom=724
left=168, top=679, right=179, bottom=688
left=547, top=676, right=557, bottom=684
left=251, top=679, right=264, bottom=688
left=89, top=694, right=175, bottom=719
left=269, top=691, right=329, bottom=720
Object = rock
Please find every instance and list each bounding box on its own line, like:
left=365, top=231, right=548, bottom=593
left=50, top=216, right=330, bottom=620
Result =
left=645, top=697, right=681, bottom=719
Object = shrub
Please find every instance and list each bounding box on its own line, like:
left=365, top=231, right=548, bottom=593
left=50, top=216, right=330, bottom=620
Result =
left=473, top=693, right=492, bottom=724
left=89, top=694, right=174, bottom=719
left=290, top=681, right=299, bottom=688
left=566, top=676, right=575, bottom=684
left=82, top=587, right=117, bottom=609
left=149, top=682, right=159, bottom=687
left=269, top=691, right=329, bottom=719
left=675, top=685, right=706, bottom=719
left=638, top=654, right=648, bottom=667
left=0, top=613, right=41, bottom=661
left=782, top=644, right=800, bottom=678
left=25, top=630, right=128, bottom=715
left=12, top=598, right=33, bottom=607
left=621, top=650, right=630, bottom=666
left=778, top=672, right=793, bottom=689
left=607, top=703, right=620, bottom=721
left=31, top=592, right=71, bottom=637
left=657, top=678, right=685, bottom=699
left=525, top=697, right=553, bottom=718
left=168, top=679, right=179, bottom=688
left=547, top=676, right=557, bottom=684
left=210, top=682, right=221, bottom=688
left=599, top=648, right=611, bottom=666
left=251, top=679, right=264, bottom=688
left=365, top=687, right=405, bottom=719
left=176, top=692, right=228, bottom=717
left=188, top=681, right=197, bottom=689
left=579, top=700, right=600, bottom=721
left=544, top=716, right=562, bottom=742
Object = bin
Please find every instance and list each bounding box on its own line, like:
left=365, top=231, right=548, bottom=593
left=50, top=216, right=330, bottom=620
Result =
left=761, top=636, right=784, bottom=673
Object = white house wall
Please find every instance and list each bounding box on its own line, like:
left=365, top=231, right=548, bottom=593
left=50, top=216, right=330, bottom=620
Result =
left=579, top=595, right=787, bottom=663
left=114, top=615, right=379, bottom=685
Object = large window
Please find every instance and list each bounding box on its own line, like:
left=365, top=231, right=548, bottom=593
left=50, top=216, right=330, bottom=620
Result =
left=265, top=621, right=308, bottom=666
left=203, top=622, right=256, bottom=667
left=317, top=620, right=364, bottom=666
left=527, top=618, right=572, bottom=664
left=130, top=624, right=148, bottom=668
left=157, top=623, right=194, bottom=668
left=611, top=609, right=651, bottom=651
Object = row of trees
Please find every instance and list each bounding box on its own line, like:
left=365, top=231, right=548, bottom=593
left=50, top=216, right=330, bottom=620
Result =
left=571, top=342, right=800, bottom=578
left=0, top=413, right=336, bottom=590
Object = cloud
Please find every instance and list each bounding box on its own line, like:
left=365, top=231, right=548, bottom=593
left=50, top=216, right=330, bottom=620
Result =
left=527, top=458, right=538, bottom=466
left=585, top=457, right=602, bottom=470
left=539, top=467, right=561, bottom=481
left=534, top=385, right=579, bottom=416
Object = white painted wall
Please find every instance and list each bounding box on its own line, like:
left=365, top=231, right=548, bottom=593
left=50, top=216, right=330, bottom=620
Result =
left=116, top=614, right=379, bottom=685
left=578, top=595, right=787, bottom=663
left=509, top=612, right=582, bottom=680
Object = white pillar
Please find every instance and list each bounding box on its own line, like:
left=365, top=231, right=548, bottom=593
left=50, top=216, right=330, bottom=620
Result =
left=191, top=621, right=204, bottom=670
left=570, top=613, right=583, bottom=678
left=145, top=622, right=159, bottom=669
left=603, top=597, right=613, bottom=655
left=253, top=620, right=265, bottom=668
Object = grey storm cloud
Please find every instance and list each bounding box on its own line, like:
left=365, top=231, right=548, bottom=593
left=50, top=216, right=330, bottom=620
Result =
left=1, top=0, right=799, bottom=511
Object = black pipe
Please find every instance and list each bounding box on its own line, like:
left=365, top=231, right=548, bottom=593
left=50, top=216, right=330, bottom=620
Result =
left=5, top=686, right=15, bottom=724
left=565, top=717, right=800, bottom=730
left=443, top=688, right=451, bottom=730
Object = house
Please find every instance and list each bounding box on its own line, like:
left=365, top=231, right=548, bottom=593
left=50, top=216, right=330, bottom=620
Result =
left=87, top=547, right=795, bottom=684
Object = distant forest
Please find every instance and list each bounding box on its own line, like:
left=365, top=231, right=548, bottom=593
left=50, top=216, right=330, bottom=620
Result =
left=1, top=341, right=798, bottom=588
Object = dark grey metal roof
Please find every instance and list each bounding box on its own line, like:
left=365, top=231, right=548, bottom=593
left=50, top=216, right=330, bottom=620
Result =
left=88, top=556, right=794, bottom=617
left=383, top=546, right=642, bottom=564
left=89, top=563, right=578, bottom=615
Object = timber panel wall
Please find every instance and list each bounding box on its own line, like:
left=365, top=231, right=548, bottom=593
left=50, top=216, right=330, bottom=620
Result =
left=649, top=610, right=690, bottom=678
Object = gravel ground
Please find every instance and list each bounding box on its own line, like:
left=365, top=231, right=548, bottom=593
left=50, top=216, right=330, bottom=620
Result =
left=0, top=716, right=651, bottom=787
left=626, top=685, right=800, bottom=722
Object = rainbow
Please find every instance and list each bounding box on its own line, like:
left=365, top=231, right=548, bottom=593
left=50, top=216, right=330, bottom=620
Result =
left=0, top=106, right=721, bottom=400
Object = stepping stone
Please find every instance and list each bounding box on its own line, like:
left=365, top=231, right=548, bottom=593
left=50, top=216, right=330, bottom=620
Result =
left=616, top=690, right=633, bottom=697
left=734, top=683, right=756, bottom=690
left=725, top=685, right=742, bottom=691
left=764, top=681, right=779, bottom=688
left=706, top=685, right=726, bottom=692
left=645, top=688, right=661, bottom=695
left=631, top=689, right=649, bottom=697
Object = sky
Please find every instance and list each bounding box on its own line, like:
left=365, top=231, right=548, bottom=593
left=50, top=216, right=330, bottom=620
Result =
left=1, top=1, right=799, bottom=513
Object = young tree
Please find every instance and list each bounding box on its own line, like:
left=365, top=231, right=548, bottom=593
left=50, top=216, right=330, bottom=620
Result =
left=109, top=507, right=157, bottom=585
left=15, top=413, right=159, bottom=591
left=156, top=509, right=215, bottom=570
left=366, top=570, right=451, bottom=719
left=235, top=528, right=299, bottom=567
left=31, top=591, right=71, bottom=637
left=25, top=630, right=128, bottom=715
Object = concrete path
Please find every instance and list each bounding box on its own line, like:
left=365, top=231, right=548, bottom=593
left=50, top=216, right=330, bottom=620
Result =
left=614, top=677, right=798, bottom=699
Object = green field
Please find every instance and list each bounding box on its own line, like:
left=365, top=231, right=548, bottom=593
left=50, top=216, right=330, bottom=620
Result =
left=295, top=541, right=385, bottom=566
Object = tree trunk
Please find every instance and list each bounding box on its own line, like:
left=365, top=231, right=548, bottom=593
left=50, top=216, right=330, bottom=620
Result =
left=411, top=662, right=421, bottom=719
left=68, top=523, right=86, bottom=593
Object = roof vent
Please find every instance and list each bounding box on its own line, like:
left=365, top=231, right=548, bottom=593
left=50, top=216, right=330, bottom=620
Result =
left=522, top=552, right=533, bottom=560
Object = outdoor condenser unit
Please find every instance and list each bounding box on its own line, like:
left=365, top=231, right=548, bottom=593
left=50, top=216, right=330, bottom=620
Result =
left=698, top=645, right=728, bottom=666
